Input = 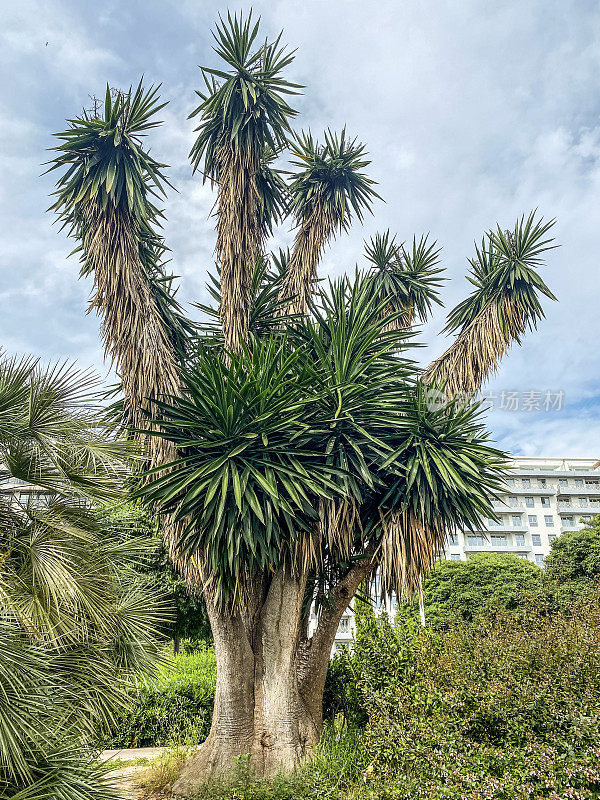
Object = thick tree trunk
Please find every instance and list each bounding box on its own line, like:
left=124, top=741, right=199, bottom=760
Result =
left=173, top=559, right=374, bottom=795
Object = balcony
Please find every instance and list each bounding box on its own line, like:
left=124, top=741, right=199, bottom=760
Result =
left=558, top=503, right=600, bottom=514
left=557, top=486, right=600, bottom=496
left=463, top=544, right=532, bottom=554
left=492, top=503, right=526, bottom=513
left=483, top=523, right=529, bottom=532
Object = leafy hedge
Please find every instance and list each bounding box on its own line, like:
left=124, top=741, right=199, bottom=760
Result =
left=104, top=647, right=216, bottom=748
left=323, top=596, right=600, bottom=799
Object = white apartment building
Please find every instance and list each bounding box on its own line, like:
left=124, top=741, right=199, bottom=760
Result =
left=322, top=457, right=600, bottom=651
left=444, top=457, right=600, bottom=566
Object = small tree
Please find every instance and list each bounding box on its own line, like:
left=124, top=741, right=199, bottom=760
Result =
left=48, top=11, right=557, bottom=787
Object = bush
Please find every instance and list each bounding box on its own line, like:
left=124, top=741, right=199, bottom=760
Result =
left=123, top=599, right=600, bottom=799
left=545, top=517, right=600, bottom=589
left=419, top=552, right=544, bottom=627
left=104, top=647, right=216, bottom=748
left=330, top=595, right=600, bottom=799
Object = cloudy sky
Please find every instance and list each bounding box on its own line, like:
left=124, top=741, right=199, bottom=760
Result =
left=1, top=0, right=599, bottom=458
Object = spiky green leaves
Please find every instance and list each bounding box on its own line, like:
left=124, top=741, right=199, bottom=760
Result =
left=48, top=80, right=171, bottom=224
left=140, top=339, right=343, bottom=606
left=189, top=10, right=300, bottom=180
left=278, top=130, right=380, bottom=316
left=190, top=12, right=300, bottom=354
left=301, top=274, right=416, bottom=502
left=196, top=252, right=297, bottom=342
left=375, top=383, right=508, bottom=595
left=287, top=129, right=380, bottom=232
left=48, top=80, right=192, bottom=363
left=424, top=211, right=557, bottom=398
left=445, top=211, right=557, bottom=337
left=365, top=231, right=444, bottom=326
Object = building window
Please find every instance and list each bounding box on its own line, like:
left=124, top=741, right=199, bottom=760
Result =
left=491, top=535, right=506, bottom=546
left=538, top=478, right=547, bottom=488
left=581, top=515, right=592, bottom=521
left=544, top=515, right=554, bottom=527
left=511, top=515, right=522, bottom=527
left=508, top=496, right=518, bottom=507
left=515, top=534, right=525, bottom=546
left=532, top=534, right=541, bottom=547
left=575, top=479, right=584, bottom=488
left=449, top=532, right=459, bottom=545
left=451, top=554, right=461, bottom=561
left=517, top=553, right=528, bottom=560
left=522, top=478, right=531, bottom=488
left=541, top=497, right=550, bottom=508
left=528, top=515, right=538, bottom=526
left=535, top=554, right=545, bottom=566
left=338, top=618, right=349, bottom=632
left=578, top=497, right=588, bottom=507
left=467, top=535, right=484, bottom=547
left=548, top=534, right=557, bottom=543
left=563, top=515, right=574, bottom=526
left=506, top=478, right=515, bottom=487
left=525, top=496, right=534, bottom=508
left=559, top=479, right=568, bottom=487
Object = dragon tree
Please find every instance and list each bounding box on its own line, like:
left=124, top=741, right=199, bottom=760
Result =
left=48, top=10, right=557, bottom=790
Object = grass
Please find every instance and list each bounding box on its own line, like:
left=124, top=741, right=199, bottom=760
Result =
left=134, top=746, right=193, bottom=797
left=105, top=756, right=152, bottom=767
left=134, top=727, right=368, bottom=800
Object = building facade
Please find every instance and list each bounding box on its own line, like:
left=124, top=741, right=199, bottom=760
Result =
left=444, top=457, right=600, bottom=566
left=319, top=457, right=600, bottom=651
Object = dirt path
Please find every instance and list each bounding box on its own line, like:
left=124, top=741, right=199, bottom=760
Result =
left=107, top=764, right=147, bottom=799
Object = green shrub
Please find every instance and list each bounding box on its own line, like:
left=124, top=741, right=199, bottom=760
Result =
left=545, top=518, right=600, bottom=591
left=104, top=647, right=216, bottom=747
left=417, top=552, right=545, bottom=627
left=114, top=599, right=600, bottom=799
left=338, top=595, right=600, bottom=799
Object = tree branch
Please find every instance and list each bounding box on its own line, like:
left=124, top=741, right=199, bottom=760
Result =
left=296, top=551, right=377, bottom=691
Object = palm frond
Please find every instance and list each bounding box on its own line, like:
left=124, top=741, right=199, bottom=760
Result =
left=278, top=129, right=380, bottom=315
left=424, top=211, right=557, bottom=396
left=0, top=353, right=165, bottom=799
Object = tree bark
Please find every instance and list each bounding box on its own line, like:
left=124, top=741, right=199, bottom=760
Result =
left=172, top=559, right=374, bottom=794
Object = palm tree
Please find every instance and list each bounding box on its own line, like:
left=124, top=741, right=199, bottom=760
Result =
left=424, top=212, right=557, bottom=398
left=278, top=129, right=379, bottom=315
left=0, top=353, right=164, bottom=800
left=47, top=81, right=192, bottom=465
left=189, top=10, right=299, bottom=354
